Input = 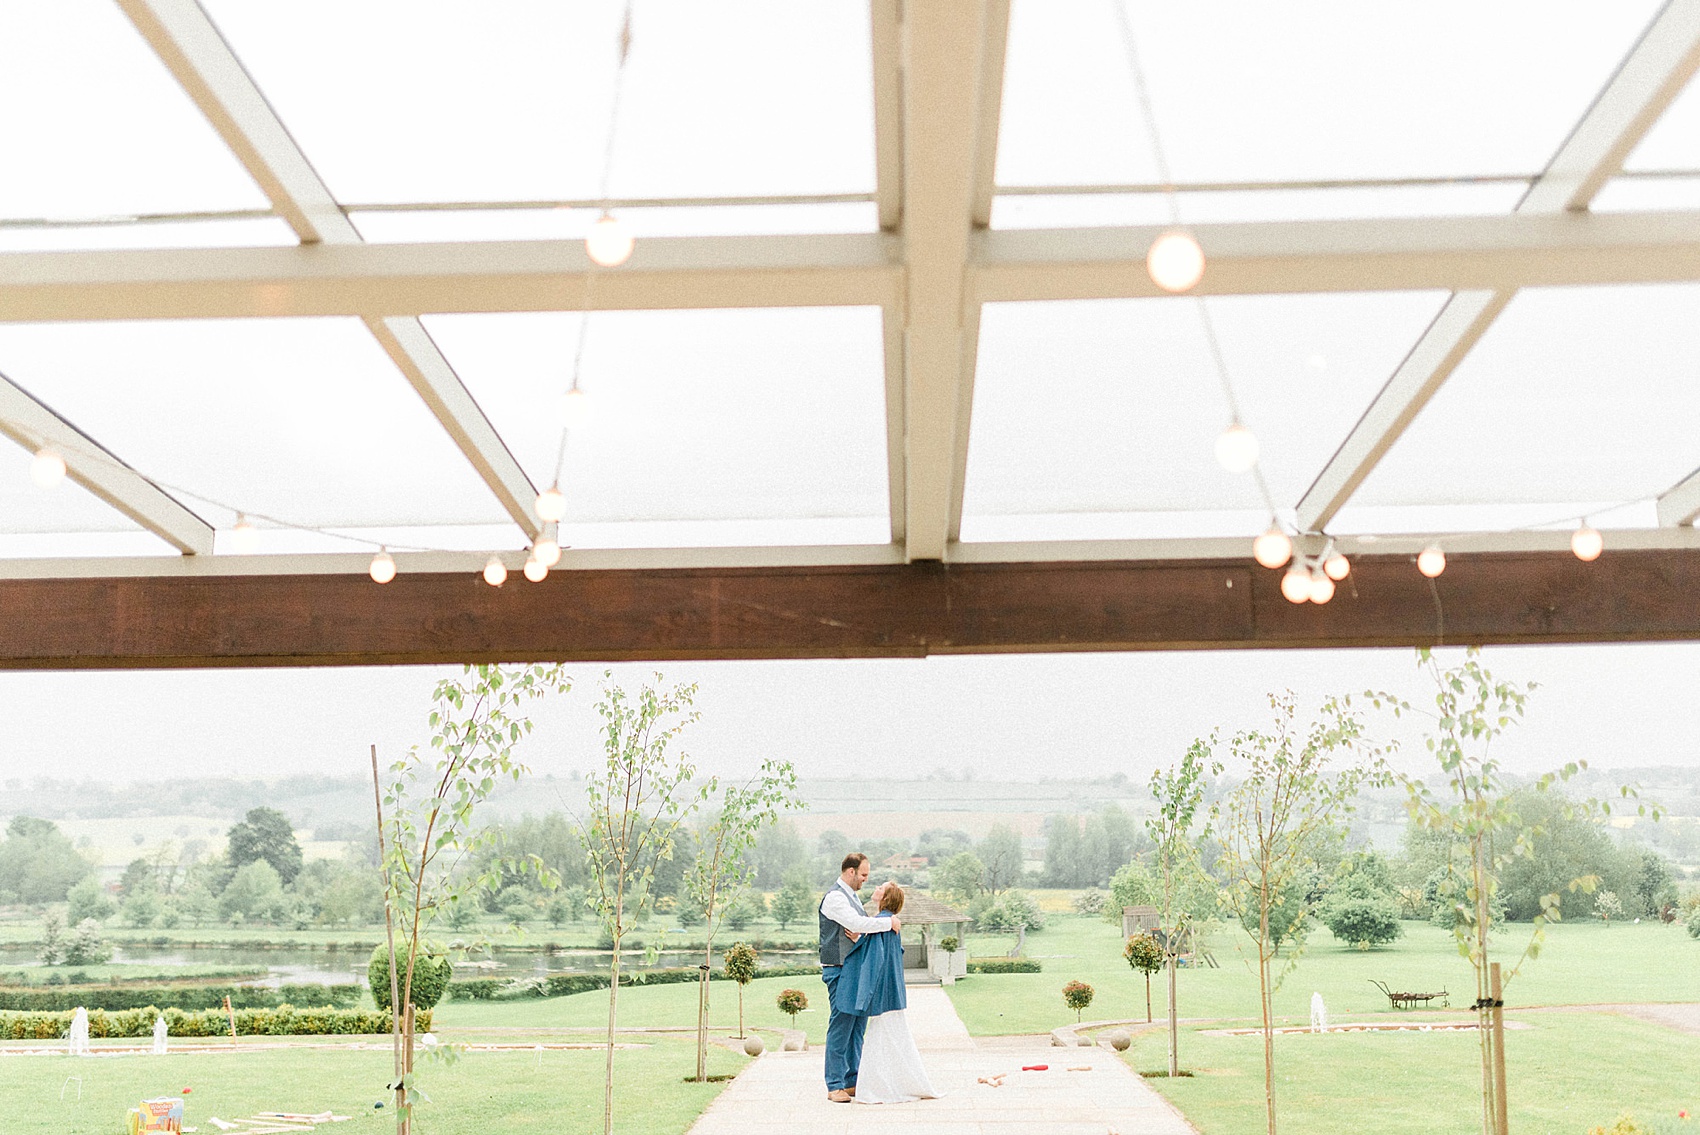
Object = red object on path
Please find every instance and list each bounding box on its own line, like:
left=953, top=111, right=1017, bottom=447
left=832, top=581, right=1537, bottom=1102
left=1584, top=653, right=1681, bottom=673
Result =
left=1021, top=1065, right=1049, bottom=1072
left=181, top=1089, right=191, bottom=1094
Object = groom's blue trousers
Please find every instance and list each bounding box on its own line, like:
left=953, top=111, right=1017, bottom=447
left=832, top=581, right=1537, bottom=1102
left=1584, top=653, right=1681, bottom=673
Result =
left=821, top=967, right=866, bottom=1091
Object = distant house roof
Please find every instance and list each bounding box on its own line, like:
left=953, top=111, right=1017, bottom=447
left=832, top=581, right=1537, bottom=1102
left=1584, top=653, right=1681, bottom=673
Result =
left=881, top=853, right=928, bottom=869
left=863, top=890, right=969, bottom=926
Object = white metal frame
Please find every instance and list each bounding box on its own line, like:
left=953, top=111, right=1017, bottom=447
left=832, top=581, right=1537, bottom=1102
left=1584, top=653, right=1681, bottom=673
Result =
left=0, top=0, right=1698, bottom=574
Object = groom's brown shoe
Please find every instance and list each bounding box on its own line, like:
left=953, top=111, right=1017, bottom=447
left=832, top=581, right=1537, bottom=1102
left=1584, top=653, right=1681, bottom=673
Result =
left=827, top=1090, right=852, bottom=1104
left=846, top=1087, right=857, bottom=1098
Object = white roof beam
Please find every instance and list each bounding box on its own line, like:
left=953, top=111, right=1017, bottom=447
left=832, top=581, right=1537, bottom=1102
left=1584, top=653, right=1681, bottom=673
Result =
left=870, top=0, right=904, bottom=233
left=119, top=0, right=543, bottom=537
left=0, top=373, right=214, bottom=555
left=899, top=0, right=1007, bottom=562
left=0, top=235, right=902, bottom=322
left=1657, top=468, right=1700, bottom=526
left=1296, top=0, right=1700, bottom=532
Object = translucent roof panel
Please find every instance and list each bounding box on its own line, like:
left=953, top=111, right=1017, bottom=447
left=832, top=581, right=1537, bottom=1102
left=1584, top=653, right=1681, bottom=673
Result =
left=202, top=0, right=876, bottom=204
left=421, top=307, right=889, bottom=542
left=0, top=218, right=296, bottom=254
left=1624, top=74, right=1700, bottom=171
left=1338, top=284, right=1700, bottom=533
left=990, top=183, right=1525, bottom=229
left=352, top=203, right=878, bottom=244
left=0, top=0, right=266, bottom=222
left=960, top=292, right=1449, bottom=542
left=996, top=0, right=1662, bottom=189
left=0, top=319, right=510, bottom=535
left=1591, top=176, right=1700, bottom=214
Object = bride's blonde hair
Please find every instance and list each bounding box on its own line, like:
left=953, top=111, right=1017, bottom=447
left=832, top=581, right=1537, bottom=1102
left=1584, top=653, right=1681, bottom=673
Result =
left=879, top=882, right=905, bottom=915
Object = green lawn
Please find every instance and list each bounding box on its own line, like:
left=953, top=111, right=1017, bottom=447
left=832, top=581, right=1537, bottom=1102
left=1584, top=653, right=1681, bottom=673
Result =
left=437, top=974, right=832, bottom=1045
left=948, top=915, right=1700, bottom=1036
left=0, top=963, right=268, bottom=986
left=1127, top=1010, right=1699, bottom=1135
left=0, top=1037, right=742, bottom=1135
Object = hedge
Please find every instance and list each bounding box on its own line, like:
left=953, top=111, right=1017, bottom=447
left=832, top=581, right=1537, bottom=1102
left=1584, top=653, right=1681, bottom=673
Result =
left=967, top=958, right=1042, bottom=974
left=0, top=1004, right=425, bottom=1040
left=449, top=964, right=823, bottom=1002
left=0, top=984, right=360, bottom=1013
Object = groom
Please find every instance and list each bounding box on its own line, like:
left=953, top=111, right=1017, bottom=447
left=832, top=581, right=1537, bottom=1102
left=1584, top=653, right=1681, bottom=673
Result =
left=819, top=852, right=901, bottom=1103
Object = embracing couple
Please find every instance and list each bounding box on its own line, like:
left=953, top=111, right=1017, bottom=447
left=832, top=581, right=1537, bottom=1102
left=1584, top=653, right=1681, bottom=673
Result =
left=817, top=852, right=938, bottom=1105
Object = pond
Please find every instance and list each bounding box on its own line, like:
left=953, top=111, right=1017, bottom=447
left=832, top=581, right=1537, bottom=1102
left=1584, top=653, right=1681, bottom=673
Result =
left=0, top=943, right=810, bottom=987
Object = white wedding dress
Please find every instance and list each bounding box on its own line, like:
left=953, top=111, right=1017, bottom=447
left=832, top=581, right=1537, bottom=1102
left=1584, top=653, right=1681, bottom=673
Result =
left=854, top=1009, right=938, bottom=1104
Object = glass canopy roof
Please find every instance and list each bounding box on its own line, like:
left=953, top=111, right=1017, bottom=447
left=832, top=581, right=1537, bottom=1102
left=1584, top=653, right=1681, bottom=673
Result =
left=0, top=0, right=1697, bottom=572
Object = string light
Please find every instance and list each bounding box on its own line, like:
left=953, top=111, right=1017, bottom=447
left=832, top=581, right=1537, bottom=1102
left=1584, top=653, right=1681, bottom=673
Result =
left=1252, top=527, right=1292, bottom=570
left=585, top=212, right=633, bottom=268
left=1417, top=545, right=1446, bottom=578
left=523, top=557, right=549, bottom=583
left=559, top=387, right=590, bottom=431
left=535, top=486, right=567, bottom=523
left=369, top=549, right=397, bottom=584
left=532, top=533, right=563, bottom=568
left=1215, top=423, right=1259, bottom=473
left=230, top=515, right=259, bottom=554
left=483, top=556, right=508, bottom=587
left=30, top=447, right=66, bottom=489
left=1308, top=571, right=1336, bottom=604
left=1281, top=566, right=1311, bottom=604
left=1147, top=231, right=1205, bottom=293
left=1571, top=523, right=1603, bottom=562
left=1324, top=553, right=1350, bottom=581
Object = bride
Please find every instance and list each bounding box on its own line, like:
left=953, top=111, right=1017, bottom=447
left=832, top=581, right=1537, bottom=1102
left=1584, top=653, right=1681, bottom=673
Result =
left=837, top=882, right=938, bottom=1104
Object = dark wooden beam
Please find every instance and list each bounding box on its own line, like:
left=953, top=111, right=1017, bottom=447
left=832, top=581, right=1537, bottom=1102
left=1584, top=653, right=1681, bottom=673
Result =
left=3, top=550, right=1699, bottom=670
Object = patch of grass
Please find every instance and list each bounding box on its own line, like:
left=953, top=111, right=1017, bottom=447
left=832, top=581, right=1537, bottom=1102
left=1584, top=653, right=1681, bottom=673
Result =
left=947, top=915, right=1700, bottom=1037
left=1126, top=1011, right=1700, bottom=1135
left=0, top=1036, right=743, bottom=1135
left=435, top=974, right=831, bottom=1044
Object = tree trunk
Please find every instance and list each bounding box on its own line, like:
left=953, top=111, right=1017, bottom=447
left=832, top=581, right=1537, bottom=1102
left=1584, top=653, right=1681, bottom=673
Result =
left=604, top=895, right=624, bottom=1135
left=694, top=954, right=710, bottom=1081
left=738, top=986, right=745, bottom=1039
left=1260, top=948, right=1276, bottom=1135
left=1166, top=954, right=1179, bottom=1078
left=1491, top=963, right=1509, bottom=1135
left=1144, top=973, right=1152, bottom=1023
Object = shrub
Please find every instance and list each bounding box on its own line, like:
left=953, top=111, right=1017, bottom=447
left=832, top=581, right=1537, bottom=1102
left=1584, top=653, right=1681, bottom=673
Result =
left=723, top=944, right=759, bottom=986
left=1062, top=979, right=1094, bottom=1022
left=1686, top=906, right=1700, bottom=940
left=63, top=920, right=112, bottom=967
left=1589, top=1114, right=1656, bottom=1135
left=1594, top=891, right=1625, bottom=927
left=967, top=958, right=1040, bottom=974
left=67, top=879, right=116, bottom=926
left=1322, top=897, right=1404, bottom=950
left=976, top=890, right=1046, bottom=933
left=0, top=1005, right=423, bottom=1040
left=776, top=988, right=808, bottom=1026
left=367, top=945, right=452, bottom=1012
left=0, top=983, right=357, bottom=1013
left=1072, top=890, right=1106, bottom=916
left=938, top=935, right=960, bottom=954
left=1124, top=933, right=1163, bottom=976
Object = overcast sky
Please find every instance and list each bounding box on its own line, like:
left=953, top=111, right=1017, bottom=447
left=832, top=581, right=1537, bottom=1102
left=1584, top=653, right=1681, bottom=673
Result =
left=1, top=642, right=1695, bottom=787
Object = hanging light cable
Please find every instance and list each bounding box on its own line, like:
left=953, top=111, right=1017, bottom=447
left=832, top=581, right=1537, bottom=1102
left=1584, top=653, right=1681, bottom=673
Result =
left=583, top=6, right=636, bottom=268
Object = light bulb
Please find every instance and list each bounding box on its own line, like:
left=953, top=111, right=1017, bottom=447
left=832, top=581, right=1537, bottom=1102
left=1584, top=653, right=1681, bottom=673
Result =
left=532, top=535, right=562, bottom=568
left=483, top=556, right=508, bottom=587
left=1280, top=566, right=1311, bottom=604
left=1216, top=423, right=1259, bottom=473
left=1252, top=527, right=1292, bottom=570
left=1147, top=231, right=1205, bottom=293
left=586, top=212, right=634, bottom=267
left=560, top=387, right=590, bottom=431
left=230, top=515, right=259, bottom=555
left=523, top=557, right=549, bottom=582
left=369, top=549, right=396, bottom=584
left=1571, top=524, right=1603, bottom=562
left=1308, top=572, right=1335, bottom=604
left=1417, top=545, right=1446, bottom=578
left=535, top=486, right=567, bottom=523
left=30, top=447, right=66, bottom=489
left=1324, top=553, right=1350, bottom=581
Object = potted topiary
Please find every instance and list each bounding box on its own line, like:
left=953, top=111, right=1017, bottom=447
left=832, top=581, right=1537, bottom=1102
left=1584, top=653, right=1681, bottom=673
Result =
left=776, top=988, right=808, bottom=1044
left=937, top=934, right=961, bottom=985
left=1063, top=979, right=1095, bottom=1023
left=723, top=943, right=759, bottom=1038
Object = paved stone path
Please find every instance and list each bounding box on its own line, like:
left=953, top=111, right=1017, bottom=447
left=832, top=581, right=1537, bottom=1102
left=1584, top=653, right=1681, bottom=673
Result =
left=686, top=987, right=1197, bottom=1135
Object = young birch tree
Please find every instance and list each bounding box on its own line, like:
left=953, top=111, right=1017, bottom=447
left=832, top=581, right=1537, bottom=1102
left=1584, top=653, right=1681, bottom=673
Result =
left=374, top=662, right=572, bottom=1135
left=1146, top=739, right=1218, bottom=1077
left=1369, top=648, right=1654, bottom=1135
left=686, top=759, right=802, bottom=1081
left=1211, top=693, right=1386, bottom=1135
left=583, top=676, right=709, bottom=1135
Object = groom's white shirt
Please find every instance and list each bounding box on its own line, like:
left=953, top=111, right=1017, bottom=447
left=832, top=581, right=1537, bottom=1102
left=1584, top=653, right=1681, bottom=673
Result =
left=821, top=879, right=889, bottom=940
